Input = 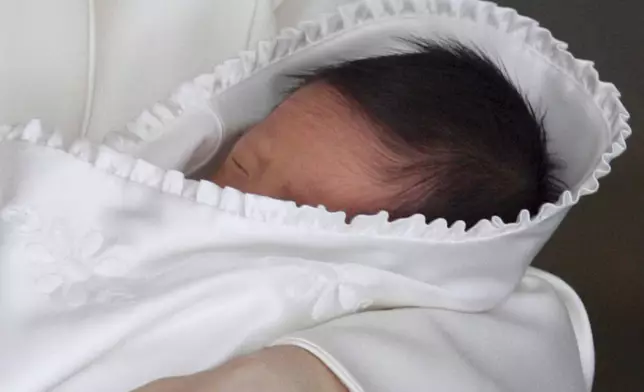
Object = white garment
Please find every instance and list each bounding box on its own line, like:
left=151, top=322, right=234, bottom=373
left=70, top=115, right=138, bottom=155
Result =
left=0, top=0, right=632, bottom=391
left=0, top=121, right=588, bottom=392
left=0, top=123, right=411, bottom=391
left=278, top=269, right=591, bottom=392
left=0, top=0, right=275, bottom=140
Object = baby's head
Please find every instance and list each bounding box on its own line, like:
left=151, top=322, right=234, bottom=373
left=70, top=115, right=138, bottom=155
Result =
left=211, top=40, right=564, bottom=226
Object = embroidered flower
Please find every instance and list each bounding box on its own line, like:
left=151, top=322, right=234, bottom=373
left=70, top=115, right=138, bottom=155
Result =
left=2, top=206, right=135, bottom=308
left=1, top=206, right=41, bottom=234
left=286, top=264, right=373, bottom=321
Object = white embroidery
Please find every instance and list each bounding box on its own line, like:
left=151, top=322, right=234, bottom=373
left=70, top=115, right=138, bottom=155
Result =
left=285, top=264, right=371, bottom=321
left=1, top=205, right=135, bottom=308
left=1, top=206, right=41, bottom=234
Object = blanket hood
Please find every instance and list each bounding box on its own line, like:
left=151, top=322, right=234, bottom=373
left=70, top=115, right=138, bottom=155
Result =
left=87, top=0, right=630, bottom=312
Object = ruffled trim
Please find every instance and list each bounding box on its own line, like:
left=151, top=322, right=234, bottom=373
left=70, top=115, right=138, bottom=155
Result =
left=3, top=120, right=357, bottom=232
left=102, top=80, right=219, bottom=163
left=64, top=0, right=635, bottom=240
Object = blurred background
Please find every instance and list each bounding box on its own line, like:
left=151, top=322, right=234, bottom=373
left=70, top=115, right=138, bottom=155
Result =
left=492, top=0, right=643, bottom=390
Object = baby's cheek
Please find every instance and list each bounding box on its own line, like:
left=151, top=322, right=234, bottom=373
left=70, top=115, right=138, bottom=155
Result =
left=211, top=161, right=282, bottom=201
left=210, top=161, right=243, bottom=192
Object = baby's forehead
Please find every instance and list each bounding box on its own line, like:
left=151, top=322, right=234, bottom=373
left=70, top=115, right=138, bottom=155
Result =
left=260, top=83, right=388, bottom=179
left=275, top=83, right=377, bottom=147
left=279, top=83, right=344, bottom=118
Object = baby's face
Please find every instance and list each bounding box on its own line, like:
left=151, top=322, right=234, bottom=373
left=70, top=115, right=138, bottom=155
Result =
left=211, top=83, right=393, bottom=218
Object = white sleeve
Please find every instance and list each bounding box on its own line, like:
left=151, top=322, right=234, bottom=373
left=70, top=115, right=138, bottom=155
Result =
left=274, top=273, right=590, bottom=392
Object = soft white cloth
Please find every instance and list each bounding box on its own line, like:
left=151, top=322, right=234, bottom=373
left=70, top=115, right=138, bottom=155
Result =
left=0, top=122, right=434, bottom=391
left=0, top=0, right=632, bottom=391
left=277, top=269, right=591, bottom=392
left=0, top=0, right=278, bottom=140
left=107, top=0, right=630, bottom=314
left=87, top=0, right=632, bottom=390
left=0, top=121, right=588, bottom=392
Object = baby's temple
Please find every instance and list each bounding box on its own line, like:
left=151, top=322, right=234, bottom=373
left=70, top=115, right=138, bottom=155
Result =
left=0, top=1, right=632, bottom=391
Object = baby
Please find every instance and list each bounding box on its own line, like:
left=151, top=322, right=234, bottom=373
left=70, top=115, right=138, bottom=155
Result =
left=209, top=40, right=564, bottom=226
left=138, top=40, right=565, bottom=392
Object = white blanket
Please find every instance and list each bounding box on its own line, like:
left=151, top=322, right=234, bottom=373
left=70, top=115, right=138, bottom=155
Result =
left=2, top=0, right=632, bottom=390
left=0, top=122, right=450, bottom=391
left=0, top=121, right=591, bottom=392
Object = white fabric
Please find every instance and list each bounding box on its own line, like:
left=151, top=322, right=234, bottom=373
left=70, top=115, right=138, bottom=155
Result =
left=0, top=122, right=441, bottom=391
left=0, top=121, right=593, bottom=392
left=0, top=0, right=276, bottom=140
left=95, top=0, right=632, bottom=390
left=0, top=0, right=89, bottom=133
left=112, top=0, right=630, bottom=312
left=276, top=269, right=590, bottom=392
left=274, top=0, right=358, bottom=28
left=0, top=0, right=631, bottom=391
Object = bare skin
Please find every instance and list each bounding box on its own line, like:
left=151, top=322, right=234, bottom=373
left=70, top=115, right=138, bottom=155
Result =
left=211, top=82, right=400, bottom=219
left=133, top=346, right=348, bottom=392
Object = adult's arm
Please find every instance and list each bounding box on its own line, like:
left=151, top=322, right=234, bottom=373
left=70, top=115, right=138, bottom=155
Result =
left=135, top=271, right=589, bottom=392
left=133, top=346, right=347, bottom=392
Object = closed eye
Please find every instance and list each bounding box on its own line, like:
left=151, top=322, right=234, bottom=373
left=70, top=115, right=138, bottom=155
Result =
left=232, top=157, right=250, bottom=176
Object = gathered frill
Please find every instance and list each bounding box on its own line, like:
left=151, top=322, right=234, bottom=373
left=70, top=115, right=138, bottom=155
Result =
left=2, top=0, right=631, bottom=243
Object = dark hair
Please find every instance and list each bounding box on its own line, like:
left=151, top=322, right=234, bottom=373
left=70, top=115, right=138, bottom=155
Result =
left=296, top=39, right=565, bottom=227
